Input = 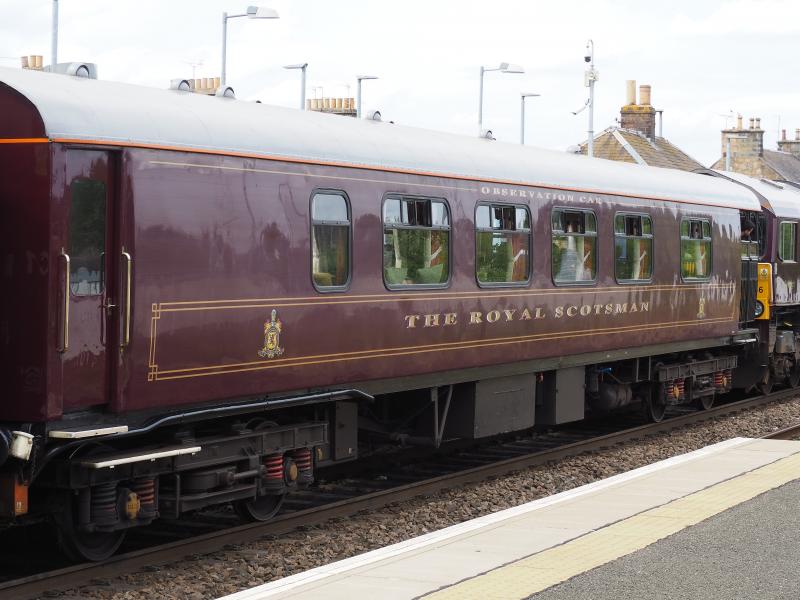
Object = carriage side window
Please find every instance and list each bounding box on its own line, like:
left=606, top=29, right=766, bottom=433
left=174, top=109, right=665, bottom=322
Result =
left=680, top=218, right=712, bottom=279
left=68, top=178, right=106, bottom=296
left=614, top=214, right=653, bottom=282
left=383, top=196, right=450, bottom=287
left=475, top=203, right=531, bottom=285
left=551, top=208, right=597, bottom=284
left=779, top=221, right=797, bottom=262
left=311, top=192, right=351, bottom=290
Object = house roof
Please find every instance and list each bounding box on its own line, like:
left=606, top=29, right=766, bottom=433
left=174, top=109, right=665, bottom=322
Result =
left=763, top=149, right=800, bottom=183
left=0, top=66, right=759, bottom=210
left=579, top=127, right=704, bottom=172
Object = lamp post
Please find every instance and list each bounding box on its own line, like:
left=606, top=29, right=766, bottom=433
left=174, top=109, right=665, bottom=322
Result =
left=356, top=75, right=378, bottom=119
left=725, top=134, right=748, bottom=171
left=478, top=62, right=524, bottom=136
left=51, top=0, right=59, bottom=67
left=520, top=93, right=541, bottom=145
left=283, top=63, right=308, bottom=110
left=221, top=5, right=279, bottom=87
left=584, top=40, right=599, bottom=157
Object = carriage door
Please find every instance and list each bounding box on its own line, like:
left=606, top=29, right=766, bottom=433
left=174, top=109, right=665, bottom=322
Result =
left=60, top=149, right=119, bottom=411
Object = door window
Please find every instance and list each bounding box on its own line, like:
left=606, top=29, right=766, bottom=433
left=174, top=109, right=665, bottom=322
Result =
left=68, top=178, right=107, bottom=296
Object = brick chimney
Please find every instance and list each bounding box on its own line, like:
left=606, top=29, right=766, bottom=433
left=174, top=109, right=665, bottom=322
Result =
left=777, top=127, right=800, bottom=158
left=720, top=115, right=765, bottom=176
left=620, top=82, right=656, bottom=140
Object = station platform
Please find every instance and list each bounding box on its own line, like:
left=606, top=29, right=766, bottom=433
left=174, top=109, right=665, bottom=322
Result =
left=218, top=437, right=800, bottom=600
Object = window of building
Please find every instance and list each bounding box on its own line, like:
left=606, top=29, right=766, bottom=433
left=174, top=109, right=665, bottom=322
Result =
left=680, top=218, right=712, bottom=279
left=69, top=178, right=106, bottom=296
left=779, top=221, right=797, bottom=262
left=383, top=196, right=450, bottom=287
left=614, top=214, right=653, bottom=282
left=475, top=203, right=531, bottom=285
left=311, top=191, right=351, bottom=290
left=551, top=209, right=597, bottom=284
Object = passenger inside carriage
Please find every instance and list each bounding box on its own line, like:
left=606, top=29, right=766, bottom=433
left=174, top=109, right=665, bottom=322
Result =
left=741, top=219, right=755, bottom=241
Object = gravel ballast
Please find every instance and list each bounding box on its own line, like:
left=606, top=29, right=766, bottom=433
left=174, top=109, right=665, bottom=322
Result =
left=52, top=397, right=800, bottom=600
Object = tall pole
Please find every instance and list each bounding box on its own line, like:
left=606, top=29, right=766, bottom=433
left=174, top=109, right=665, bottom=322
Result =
left=586, top=40, right=595, bottom=158
left=51, top=0, right=59, bottom=67
left=726, top=137, right=732, bottom=171
left=356, top=79, right=362, bottom=119
left=221, top=12, right=228, bottom=86
left=478, top=66, right=485, bottom=135
left=520, top=95, right=525, bottom=145
left=300, top=65, right=306, bottom=110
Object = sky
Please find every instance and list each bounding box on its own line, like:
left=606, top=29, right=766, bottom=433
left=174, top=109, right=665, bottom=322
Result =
left=1, top=0, right=799, bottom=166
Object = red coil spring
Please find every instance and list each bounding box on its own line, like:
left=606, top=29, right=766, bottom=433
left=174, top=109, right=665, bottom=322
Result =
left=726, top=369, right=733, bottom=387
left=131, top=478, right=156, bottom=507
left=714, top=371, right=725, bottom=390
left=293, top=448, right=312, bottom=472
left=675, top=378, right=685, bottom=399
left=264, top=454, right=284, bottom=480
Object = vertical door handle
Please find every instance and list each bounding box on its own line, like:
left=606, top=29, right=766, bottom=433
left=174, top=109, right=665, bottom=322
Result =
left=59, top=248, right=70, bottom=352
left=120, top=249, right=132, bottom=348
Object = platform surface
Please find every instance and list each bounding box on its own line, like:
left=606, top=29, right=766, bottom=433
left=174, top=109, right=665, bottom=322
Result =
left=217, top=437, right=800, bottom=600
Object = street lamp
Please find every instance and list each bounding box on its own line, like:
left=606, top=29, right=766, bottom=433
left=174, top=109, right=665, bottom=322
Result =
left=584, top=40, right=599, bottom=157
left=725, top=134, right=748, bottom=171
left=478, top=62, right=524, bottom=137
left=221, top=5, right=279, bottom=87
left=356, top=75, right=378, bottom=119
left=284, top=63, right=308, bottom=110
left=520, top=93, right=541, bottom=145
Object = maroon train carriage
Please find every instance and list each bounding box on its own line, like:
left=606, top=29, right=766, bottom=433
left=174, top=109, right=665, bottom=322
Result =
left=0, top=65, right=783, bottom=561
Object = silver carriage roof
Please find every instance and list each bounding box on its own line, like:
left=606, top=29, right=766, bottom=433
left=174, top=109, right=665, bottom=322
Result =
left=0, top=66, right=759, bottom=211
left=711, top=170, right=800, bottom=219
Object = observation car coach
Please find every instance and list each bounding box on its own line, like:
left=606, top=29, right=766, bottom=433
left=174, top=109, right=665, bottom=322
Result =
left=0, top=65, right=795, bottom=560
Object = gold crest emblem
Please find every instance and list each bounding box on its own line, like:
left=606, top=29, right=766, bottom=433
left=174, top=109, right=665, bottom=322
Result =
left=258, top=309, right=284, bottom=359
left=697, top=297, right=706, bottom=319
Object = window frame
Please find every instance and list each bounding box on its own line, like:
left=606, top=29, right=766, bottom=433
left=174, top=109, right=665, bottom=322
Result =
left=550, top=206, right=599, bottom=287
left=309, top=188, right=353, bottom=293
left=474, top=201, right=532, bottom=288
left=613, top=212, right=654, bottom=284
left=381, top=193, right=452, bottom=291
left=778, top=220, right=798, bottom=263
left=679, top=217, right=713, bottom=282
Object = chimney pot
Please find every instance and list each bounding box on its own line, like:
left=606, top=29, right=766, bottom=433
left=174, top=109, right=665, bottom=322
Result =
left=755, top=117, right=761, bottom=129
left=736, top=114, right=743, bottom=129
left=749, top=118, right=755, bottom=129
left=796, top=128, right=800, bottom=141
left=782, top=129, right=787, bottom=141
left=20, top=56, right=28, bottom=69
left=639, top=84, right=651, bottom=106
left=625, top=80, right=636, bottom=105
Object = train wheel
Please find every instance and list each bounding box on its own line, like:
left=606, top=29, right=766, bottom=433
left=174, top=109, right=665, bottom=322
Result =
left=234, top=418, right=286, bottom=521
left=789, top=365, right=800, bottom=389
left=234, top=493, right=286, bottom=522
left=643, top=386, right=667, bottom=423
left=758, top=370, right=774, bottom=395
left=55, top=493, right=126, bottom=562
left=57, top=523, right=126, bottom=563
left=695, top=394, right=714, bottom=410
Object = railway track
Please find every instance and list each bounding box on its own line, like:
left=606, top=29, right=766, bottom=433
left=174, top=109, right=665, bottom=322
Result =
left=3, top=389, right=800, bottom=600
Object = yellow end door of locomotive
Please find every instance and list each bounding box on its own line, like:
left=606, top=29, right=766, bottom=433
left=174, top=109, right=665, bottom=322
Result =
left=756, top=263, right=772, bottom=320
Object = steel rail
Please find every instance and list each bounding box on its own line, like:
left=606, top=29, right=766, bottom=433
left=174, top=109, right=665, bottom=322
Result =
left=2, top=389, right=797, bottom=600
